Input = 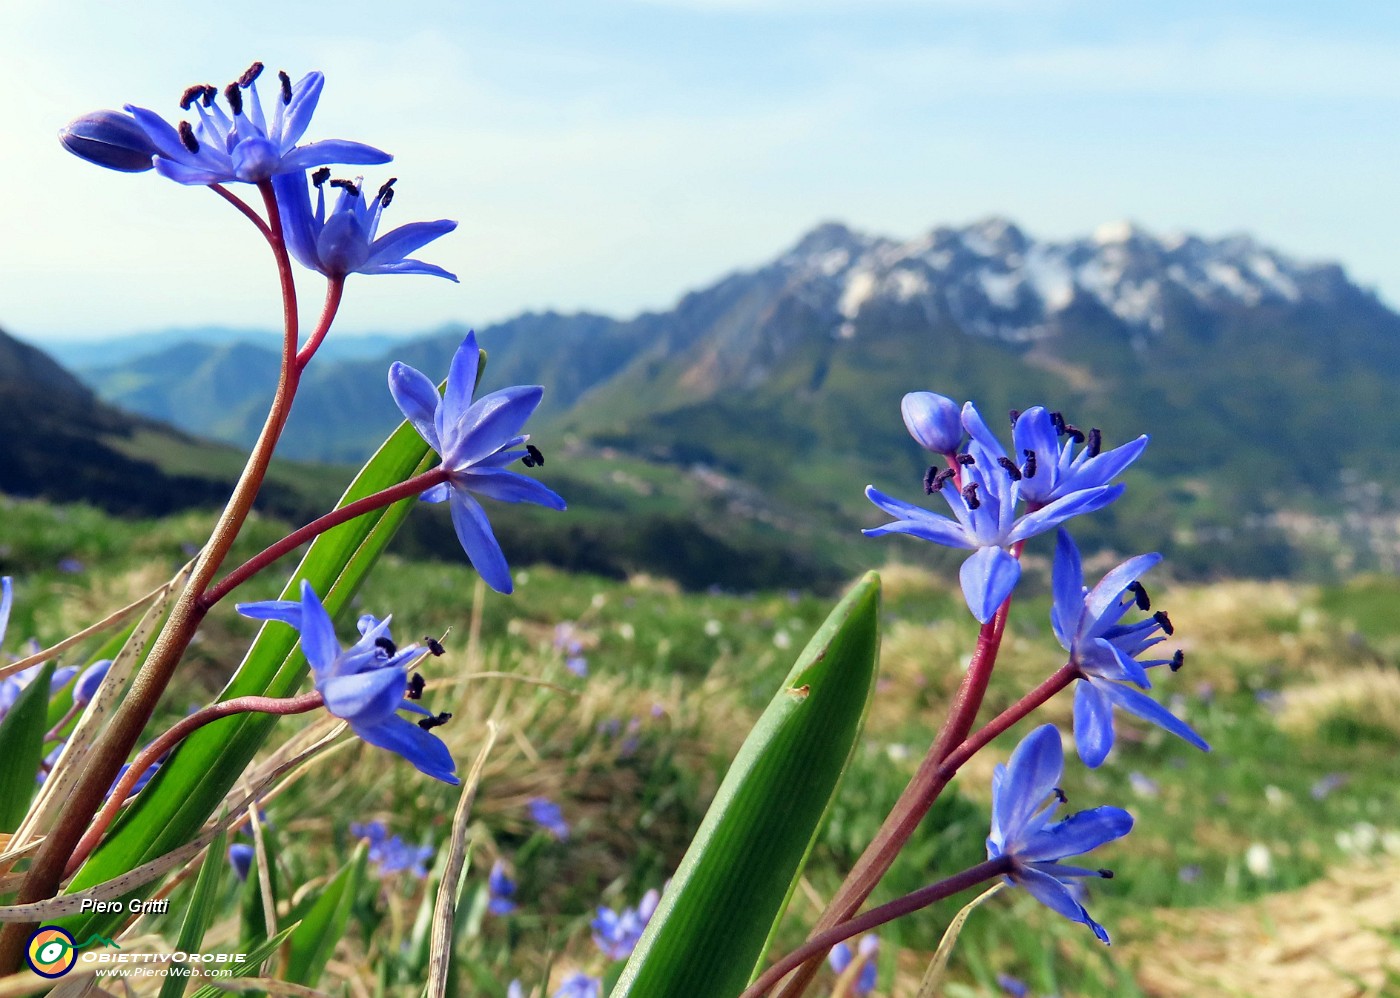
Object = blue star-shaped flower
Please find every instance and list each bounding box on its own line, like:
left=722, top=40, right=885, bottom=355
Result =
left=119, top=62, right=389, bottom=185
left=389, top=332, right=566, bottom=594
left=1051, top=530, right=1209, bottom=767
left=272, top=170, right=457, bottom=280
left=986, top=724, right=1134, bottom=944
left=237, top=581, right=458, bottom=784
left=827, top=934, right=879, bottom=995
left=551, top=974, right=601, bottom=998
left=591, top=888, right=660, bottom=961
left=488, top=860, right=518, bottom=915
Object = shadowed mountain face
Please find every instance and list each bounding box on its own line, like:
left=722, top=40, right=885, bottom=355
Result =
left=27, top=217, right=1400, bottom=583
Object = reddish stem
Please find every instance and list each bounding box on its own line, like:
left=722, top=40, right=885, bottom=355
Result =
left=210, top=183, right=271, bottom=240
left=199, top=466, right=450, bottom=608
left=740, top=858, right=1012, bottom=998
left=64, top=692, right=325, bottom=878
left=296, top=277, right=346, bottom=371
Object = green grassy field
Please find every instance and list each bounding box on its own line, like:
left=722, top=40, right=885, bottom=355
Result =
left=3, top=495, right=1399, bottom=996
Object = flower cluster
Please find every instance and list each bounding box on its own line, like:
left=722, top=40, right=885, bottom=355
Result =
left=352, top=821, right=435, bottom=878
left=827, top=934, right=879, bottom=995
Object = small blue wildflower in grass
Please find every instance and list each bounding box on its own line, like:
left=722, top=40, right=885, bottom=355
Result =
left=351, top=820, right=387, bottom=845
left=507, top=983, right=525, bottom=998
left=57, top=557, right=84, bottom=574
left=902, top=391, right=964, bottom=456
left=228, top=843, right=255, bottom=882
left=238, top=581, right=459, bottom=784
left=352, top=821, right=433, bottom=877
left=273, top=169, right=457, bottom=281
left=827, top=934, right=878, bottom=995
left=390, top=332, right=565, bottom=594
left=487, top=860, right=517, bottom=915
left=1177, top=864, right=1202, bottom=884
left=996, top=973, right=1030, bottom=997
left=987, top=724, right=1134, bottom=944
left=551, top=973, right=601, bottom=998
left=102, top=62, right=390, bottom=185
left=964, top=405, right=1148, bottom=509
left=527, top=797, right=570, bottom=841
left=591, top=888, right=660, bottom=961
left=1, top=580, right=80, bottom=719
left=110, top=760, right=159, bottom=800
left=1310, top=773, right=1348, bottom=800
left=1050, top=530, right=1209, bottom=768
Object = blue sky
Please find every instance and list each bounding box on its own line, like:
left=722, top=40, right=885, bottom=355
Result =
left=3, top=0, right=1396, bottom=341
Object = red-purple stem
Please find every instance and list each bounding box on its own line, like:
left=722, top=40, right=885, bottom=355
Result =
left=739, top=857, right=1013, bottom=998
left=210, top=184, right=271, bottom=240
left=64, top=692, right=325, bottom=878
left=296, top=278, right=346, bottom=370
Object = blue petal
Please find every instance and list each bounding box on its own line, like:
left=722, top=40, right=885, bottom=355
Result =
left=1101, top=682, right=1211, bottom=753
left=449, top=492, right=514, bottom=594
left=363, top=259, right=460, bottom=281
left=420, top=482, right=452, bottom=503
left=366, top=219, right=457, bottom=268
left=960, top=401, right=1008, bottom=460
left=901, top=391, right=962, bottom=454
left=271, top=171, right=321, bottom=272
left=1008, top=484, right=1124, bottom=543
left=1014, top=867, right=1111, bottom=943
left=442, top=386, right=544, bottom=468
left=992, top=725, right=1063, bottom=845
left=1070, top=435, right=1149, bottom=491
left=1050, top=529, right=1084, bottom=649
left=1011, top=407, right=1060, bottom=498
left=1018, top=806, right=1134, bottom=863
left=1083, top=553, right=1161, bottom=634
left=388, top=362, right=443, bottom=452
left=320, top=667, right=405, bottom=725
left=123, top=105, right=193, bottom=163
left=463, top=468, right=567, bottom=510
left=296, top=581, right=341, bottom=678
left=0, top=577, right=12, bottom=643
left=278, top=72, right=324, bottom=147
left=151, top=158, right=229, bottom=186
left=1073, top=680, right=1116, bottom=768
left=352, top=715, right=459, bottom=785
left=862, top=487, right=972, bottom=549
left=236, top=598, right=303, bottom=629
left=442, top=334, right=481, bottom=430
left=279, top=138, right=393, bottom=172
left=960, top=546, right=1020, bottom=623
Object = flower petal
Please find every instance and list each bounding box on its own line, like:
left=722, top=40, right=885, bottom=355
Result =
left=441, top=333, right=481, bottom=429
left=449, top=492, right=514, bottom=594
left=236, top=598, right=303, bottom=629
left=1014, top=867, right=1111, bottom=943
left=388, top=361, right=443, bottom=452
left=271, top=171, right=321, bottom=272
left=1018, top=805, right=1134, bottom=863
left=1050, top=529, right=1084, bottom=649
left=279, top=138, right=393, bottom=172
left=361, top=259, right=459, bottom=281
left=1101, top=682, right=1211, bottom=753
left=961, top=401, right=1008, bottom=460
left=319, top=667, right=406, bottom=726
left=442, top=386, right=544, bottom=468
left=992, top=724, right=1063, bottom=845
left=862, top=487, right=973, bottom=548
left=366, top=219, right=458, bottom=269
left=1083, top=553, right=1161, bottom=632
left=276, top=72, right=324, bottom=147
left=296, top=580, right=341, bottom=678
left=462, top=468, right=567, bottom=509
left=960, top=545, right=1021, bottom=623
left=1073, top=680, right=1116, bottom=768
left=1008, top=484, right=1124, bottom=543
left=351, top=715, right=459, bottom=785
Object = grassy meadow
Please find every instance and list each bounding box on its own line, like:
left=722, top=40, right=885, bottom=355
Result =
left=3, top=495, right=1399, bottom=996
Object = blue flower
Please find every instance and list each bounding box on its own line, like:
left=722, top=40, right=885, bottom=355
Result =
left=964, top=405, right=1148, bottom=509
left=527, top=797, right=570, bottom=841
left=986, top=725, right=1134, bottom=944
left=591, top=888, right=660, bottom=961
left=827, top=934, right=878, bottom=995
left=488, top=860, right=517, bottom=915
left=864, top=410, right=1123, bottom=622
left=352, top=821, right=434, bottom=877
left=228, top=843, right=255, bottom=882
left=551, top=974, right=601, bottom=998
left=59, top=110, right=159, bottom=172
left=902, top=392, right=963, bottom=456
left=389, top=332, right=566, bottom=594
left=237, top=581, right=459, bottom=784
left=1051, top=530, right=1209, bottom=768
left=120, top=62, right=389, bottom=185
left=73, top=660, right=110, bottom=707
left=272, top=170, right=457, bottom=280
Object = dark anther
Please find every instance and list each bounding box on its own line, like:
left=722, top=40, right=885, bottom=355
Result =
left=425, top=636, right=446, bottom=656
left=375, top=177, right=397, bottom=205
left=1098, top=869, right=1115, bottom=879
left=1022, top=449, right=1037, bottom=479
left=1127, top=580, right=1151, bottom=611
left=278, top=70, right=292, bottom=104
left=418, top=711, right=453, bottom=731
left=330, top=178, right=361, bottom=197
left=997, top=456, right=1023, bottom=481
left=237, top=61, right=265, bottom=87
left=1170, top=649, right=1185, bottom=672
left=1086, top=427, right=1102, bottom=457
left=1063, top=422, right=1086, bottom=444
left=201, top=86, right=216, bottom=107
left=925, top=467, right=954, bottom=493
left=311, top=166, right=331, bottom=187
left=1053, top=787, right=1068, bottom=804
left=1009, top=409, right=1021, bottom=426
left=961, top=482, right=981, bottom=510
left=524, top=444, right=545, bottom=467
left=179, top=85, right=207, bottom=110
left=1154, top=610, right=1175, bottom=636
left=177, top=120, right=200, bottom=154
left=374, top=635, right=398, bottom=656
left=406, top=672, right=426, bottom=700
left=223, top=82, right=243, bottom=116
left=956, top=453, right=976, bottom=466
left=1051, top=411, right=1067, bottom=434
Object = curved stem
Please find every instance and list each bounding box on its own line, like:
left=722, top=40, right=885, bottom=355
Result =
left=210, top=183, right=271, bottom=240
left=938, top=663, right=1075, bottom=779
left=296, top=278, right=346, bottom=371
left=199, top=466, right=450, bottom=608
left=64, top=692, right=324, bottom=878
left=740, top=858, right=1011, bottom=998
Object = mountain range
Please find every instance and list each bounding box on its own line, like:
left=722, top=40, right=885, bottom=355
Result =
left=12, top=217, right=1400, bottom=586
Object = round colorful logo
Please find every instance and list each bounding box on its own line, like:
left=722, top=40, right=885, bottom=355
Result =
left=25, top=926, right=77, bottom=978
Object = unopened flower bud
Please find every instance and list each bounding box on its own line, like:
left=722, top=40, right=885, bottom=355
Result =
left=228, top=843, right=255, bottom=882
left=59, top=110, right=157, bottom=172
left=900, top=392, right=962, bottom=455
left=73, top=659, right=111, bottom=706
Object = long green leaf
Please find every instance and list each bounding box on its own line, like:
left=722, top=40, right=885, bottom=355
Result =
left=185, top=923, right=300, bottom=998
left=611, top=572, right=881, bottom=998
left=157, top=827, right=229, bottom=998
left=0, top=663, right=56, bottom=832
left=62, top=414, right=436, bottom=936
left=281, top=844, right=367, bottom=987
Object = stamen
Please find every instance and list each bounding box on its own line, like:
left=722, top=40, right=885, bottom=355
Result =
left=329, top=178, right=361, bottom=198
left=525, top=444, right=545, bottom=467
left=1052, top=787, right=1068, bottom=804
left=375, top=177, right=397, bottom=205
left=418, top=711, right=453, bottom=731
left=223, top=82, right=243, bottom=117
left=200, top=86, right=216, bottom=108
left=1170, top=650, right=1185, bottom=672
left=425, top=636, right=446, bottom=656
left=1009, top=409, right=1021, bottom=426
left=278, top=70, right=292, bottom=104
left=237, top=62, right=265, bottom=88
left=406, top=672, right=426, bottom=700
left=961, top=482, right=981, bottom=510
left=956, top=453, right=976, bottom=466
left=1086, top=427, right=1102, bottom=457
left=1022, top=449, right=1037, bottom=479
left=996, top=456, right=1023, bottom=481
left=374, top=635, right=398, bottom=656
left=1127, top=580, right=1150, bottom=611
left=1063, top=422, right=1086, bottom=444
left=1154, top=610, right=1174, bottom=636
left=1050, top=411, right=1067, bottom=435
left=1097, top=869, right=1115, bottom=879
left=179, top=85, right=208, bottom=110
left=177, top=121, right=200, bottom=154
left=311, top=166, right=330, bottom=187
left=925, top=467, right=955, bottom=493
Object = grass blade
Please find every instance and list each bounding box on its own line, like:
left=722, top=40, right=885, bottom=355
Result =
left=157, top=826, right=229, bottom=998
left=0, top=663, right=56, bottom=833
left=281, top=845, right=367, bottom=987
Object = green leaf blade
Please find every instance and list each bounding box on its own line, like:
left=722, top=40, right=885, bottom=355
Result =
left=157, top=826, right=229, bottom=998
left=0, top=662, right=56, bottom=832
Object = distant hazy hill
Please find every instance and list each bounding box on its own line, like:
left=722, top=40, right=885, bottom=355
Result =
left=46, top=218, right=1400, bottom=581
